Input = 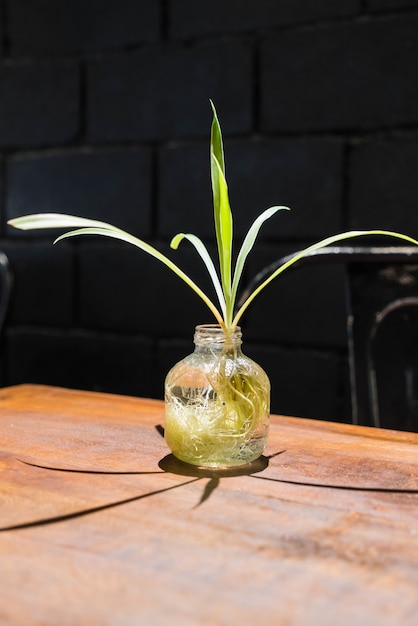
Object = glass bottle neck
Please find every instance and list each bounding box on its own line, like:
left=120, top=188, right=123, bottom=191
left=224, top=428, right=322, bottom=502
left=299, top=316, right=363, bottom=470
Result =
left=193, top=324, right=242, bottom=351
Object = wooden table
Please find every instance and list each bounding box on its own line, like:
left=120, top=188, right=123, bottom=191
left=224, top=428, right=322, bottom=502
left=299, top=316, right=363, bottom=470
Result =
left=1, top=384, right=418, bottom=625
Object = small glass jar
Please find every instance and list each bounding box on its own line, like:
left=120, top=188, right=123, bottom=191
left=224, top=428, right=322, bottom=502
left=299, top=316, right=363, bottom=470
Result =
left=164, top=324, right=270, bottom=468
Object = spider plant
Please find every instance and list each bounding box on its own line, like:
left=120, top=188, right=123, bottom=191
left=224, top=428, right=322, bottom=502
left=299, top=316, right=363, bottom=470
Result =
left=8, top=101, right=418, bottom=332
left=9, top=102, right=418, bottom=467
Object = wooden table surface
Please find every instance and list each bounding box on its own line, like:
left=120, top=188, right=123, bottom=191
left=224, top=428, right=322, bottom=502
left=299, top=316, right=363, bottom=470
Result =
left=1, top=384, right=418, bottom=625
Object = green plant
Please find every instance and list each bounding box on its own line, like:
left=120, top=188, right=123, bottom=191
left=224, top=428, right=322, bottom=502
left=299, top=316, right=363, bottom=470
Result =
left=8, top=101, right=418, bottom=332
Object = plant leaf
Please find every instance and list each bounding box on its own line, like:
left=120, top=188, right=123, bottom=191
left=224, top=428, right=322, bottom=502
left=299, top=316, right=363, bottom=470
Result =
left=210, top=107, right=223, bottom=256
left=7, top=213, right=123, bottom=231
left=9, top=214, right=225, bottom=328
left=210, top=100, right=225, bottom=174
left=231, top=206, right=290, bottom=310
left=170, top=232, right=226, bottom=318
left=211, top=154, right=233, bottom=324
left=233, top=229, right=418, bottom=327
left=210, top=102, right=234, bottom=325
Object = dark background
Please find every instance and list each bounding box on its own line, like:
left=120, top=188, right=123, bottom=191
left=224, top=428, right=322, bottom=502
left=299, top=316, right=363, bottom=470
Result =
left=1, top=0, right=418, bottom=421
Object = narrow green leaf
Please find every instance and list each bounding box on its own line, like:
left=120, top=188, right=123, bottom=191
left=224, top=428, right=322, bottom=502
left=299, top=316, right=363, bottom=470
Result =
left=210, top=102, right=233, bottom=324
left=230, top=206, right=290, bottom=310
left=210, top=100, right=225, bottom=174
left=8, top=213, right=121, bottom=231
left=211, top=151, right=223, bottom=261
left=211, top=154, right=233, bottom=324
left=10, top=213, right=225, bottom=327
left=170, top=232, right=226, bottom=318
left=233, top=229, right=418, bottom=327
left=210, top=104, right=223, bottom=253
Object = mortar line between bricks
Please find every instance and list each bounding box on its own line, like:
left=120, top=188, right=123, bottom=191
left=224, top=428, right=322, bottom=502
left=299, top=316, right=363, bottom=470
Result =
left=256, top=9, right=418, bottom=39
left=3, top=11, right=418, bottom=66
left=4, top=128, right=418, bottom=161
left=253, top=125, right=418, bottom=143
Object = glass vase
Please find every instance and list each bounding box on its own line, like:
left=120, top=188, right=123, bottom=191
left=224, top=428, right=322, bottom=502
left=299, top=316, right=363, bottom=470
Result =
left=164, top=324, right=270, bottom=468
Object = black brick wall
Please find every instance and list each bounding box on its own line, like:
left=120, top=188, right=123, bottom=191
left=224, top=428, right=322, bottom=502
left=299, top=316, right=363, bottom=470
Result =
left=1, top=0, right=418, bottom=422
left=261, top=15, right=418, bottom=132
left=6, top=149, right=153, bottom=236
left=0, top=62, right=79, bottom=147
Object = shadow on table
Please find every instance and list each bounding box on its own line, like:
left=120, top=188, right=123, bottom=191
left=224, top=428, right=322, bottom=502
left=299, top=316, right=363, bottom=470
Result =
left=2, top=425, right=417, bottom=533
left=0, top=448, right=277, bottom=533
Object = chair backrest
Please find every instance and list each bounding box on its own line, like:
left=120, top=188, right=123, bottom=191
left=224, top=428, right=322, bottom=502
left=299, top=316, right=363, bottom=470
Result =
left=0, top=252, right=11, bottom=335
left=238, top=246, right=418, bottom=432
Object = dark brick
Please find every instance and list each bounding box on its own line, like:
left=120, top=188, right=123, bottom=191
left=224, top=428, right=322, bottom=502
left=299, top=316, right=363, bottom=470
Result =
left=0, top=62, right=79, bottom=148
left=261, top=15, right=418, bottom=132
left=5, top=327, right=155, bottom=397
left=6, top=149, right=152, bottom=237
left=227, top=139, right=343, bottom=240
left=158, top=142, right=212, bottom=239
left=244, top=343, right=344, bottom=421
left=1, top=242, right=74, bottom=326
left=8, top=0, right=160, bottom=57
left=78, top=241, right=218, bottom=337
left=169, top=0, right=360, bottom=38
left=159, top=138, right=343, bottom=240
left=240, top=243, right=348, bottom=350
left=87, top=40, right=252, bottom=143
left=348, top=138, right=418, bottom=234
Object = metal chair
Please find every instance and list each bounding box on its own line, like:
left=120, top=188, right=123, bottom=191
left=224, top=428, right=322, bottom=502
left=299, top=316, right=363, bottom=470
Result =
left=238, top=246, right=418, bottom=432
left=0, top=251, right=12, bottom=389
left=0, top=252, right=12, bottom=336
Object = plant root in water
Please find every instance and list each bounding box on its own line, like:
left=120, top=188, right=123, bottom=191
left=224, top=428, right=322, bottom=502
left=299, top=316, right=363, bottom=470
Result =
left=165, top=369, right=269, bottom=467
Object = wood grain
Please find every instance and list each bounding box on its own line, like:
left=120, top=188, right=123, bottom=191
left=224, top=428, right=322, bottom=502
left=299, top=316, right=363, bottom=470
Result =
left=1, top=384, right=417, bottom=625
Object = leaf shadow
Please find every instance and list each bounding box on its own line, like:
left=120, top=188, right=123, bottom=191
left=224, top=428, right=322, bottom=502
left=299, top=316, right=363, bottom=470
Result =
left=194, top=477, right=220, bottom=507
left=5, top=438, right=417, bottom=535
left=158, top=453, right=272, bottom=508
left=3, top=451, right=275, bottom=530
left=0, top=476, right=202, bottom=533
